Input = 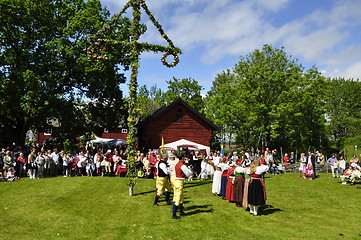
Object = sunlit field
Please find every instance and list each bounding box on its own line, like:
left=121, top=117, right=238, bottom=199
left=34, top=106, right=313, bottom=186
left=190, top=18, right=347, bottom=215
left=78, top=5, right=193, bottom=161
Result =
left=0, top=173, right=360, bottom=240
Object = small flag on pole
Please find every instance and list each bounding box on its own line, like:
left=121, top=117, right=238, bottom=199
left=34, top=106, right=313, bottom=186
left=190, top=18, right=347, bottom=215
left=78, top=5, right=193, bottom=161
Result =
left=161, top=136, right=165, bottom=154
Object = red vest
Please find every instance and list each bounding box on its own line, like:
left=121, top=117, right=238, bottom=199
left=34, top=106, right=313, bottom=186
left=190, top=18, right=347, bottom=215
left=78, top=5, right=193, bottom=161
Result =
left=175, top=161, right=186, bottom=179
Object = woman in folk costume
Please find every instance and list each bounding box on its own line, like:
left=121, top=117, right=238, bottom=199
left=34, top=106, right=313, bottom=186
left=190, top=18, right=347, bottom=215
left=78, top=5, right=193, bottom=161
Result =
left=211, top=154, right=223, bottom=195
left=219, top=157, right=230, bottom=197
left=248, top=158, right=269, bottom=216
left=233, top=159, right=246, bottom=207
left=242, top=157, right=251, bottom=209
left=225, top=161, right=236, bottom=202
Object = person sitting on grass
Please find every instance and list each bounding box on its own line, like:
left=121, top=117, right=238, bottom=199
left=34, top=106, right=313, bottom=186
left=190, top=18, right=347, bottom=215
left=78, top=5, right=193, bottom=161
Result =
left=6, top=168, right=16, bottom=181
left=350, top=163, right=361, bottom=185
left=340, top=165, right=354, bottom=185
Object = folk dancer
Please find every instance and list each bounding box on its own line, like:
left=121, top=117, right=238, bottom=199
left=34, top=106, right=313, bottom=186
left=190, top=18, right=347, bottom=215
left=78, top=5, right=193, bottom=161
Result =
left=233, top=159, right=246, bottom=207
left=172, top=156, right=192, bottom=219
left=153, top=155, right=172, bottom=206
left=248, top=158, right=269, bottom=216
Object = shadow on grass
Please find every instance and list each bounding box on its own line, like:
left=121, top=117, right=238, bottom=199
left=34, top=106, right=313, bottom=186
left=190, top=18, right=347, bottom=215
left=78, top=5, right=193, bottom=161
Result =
left=184, top=204, right=214, bottom=216
left=184, top=180, right=211, bottom=189
left=259, top=204, right=283, bottom=215
left=134, top=189, right=157, bottom=196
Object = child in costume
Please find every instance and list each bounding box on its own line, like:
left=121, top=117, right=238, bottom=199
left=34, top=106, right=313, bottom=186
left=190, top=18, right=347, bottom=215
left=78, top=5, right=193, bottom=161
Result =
left=307, top=163, right=313, bottom=180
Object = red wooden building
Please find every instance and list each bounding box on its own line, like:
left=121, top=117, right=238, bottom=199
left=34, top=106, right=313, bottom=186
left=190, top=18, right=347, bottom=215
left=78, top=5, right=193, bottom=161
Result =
left=137, top=98, right=218, bottom=151
left=37, top=127, right=128, bottom=145
left=36, top=98, right=218, bottom=151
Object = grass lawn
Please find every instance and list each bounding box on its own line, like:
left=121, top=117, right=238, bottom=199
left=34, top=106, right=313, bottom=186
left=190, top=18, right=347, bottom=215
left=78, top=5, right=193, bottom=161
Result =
left=0, top=173, right=360, bottom=240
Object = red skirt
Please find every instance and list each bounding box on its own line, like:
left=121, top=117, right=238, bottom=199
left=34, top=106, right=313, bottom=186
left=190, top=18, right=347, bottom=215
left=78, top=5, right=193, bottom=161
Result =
left=225, top=177, right=235, bottom=201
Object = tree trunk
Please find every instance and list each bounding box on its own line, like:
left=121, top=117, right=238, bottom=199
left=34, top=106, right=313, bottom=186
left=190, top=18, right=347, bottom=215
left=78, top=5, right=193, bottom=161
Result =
left=16, top=121, right=29, bottom=146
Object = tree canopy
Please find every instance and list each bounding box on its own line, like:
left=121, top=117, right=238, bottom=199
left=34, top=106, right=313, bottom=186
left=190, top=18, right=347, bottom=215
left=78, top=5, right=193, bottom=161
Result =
left=205, top=45, right=327, bottom=152
left=325, top=78, right=361, bottom=148
left=136, top=77, right=205, bottom=120
left=0, top=0, right=132, bottom=145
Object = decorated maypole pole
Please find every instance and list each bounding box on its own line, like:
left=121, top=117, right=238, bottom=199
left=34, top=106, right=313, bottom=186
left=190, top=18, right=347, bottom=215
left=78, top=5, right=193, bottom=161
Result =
left=88, top=0, right=181, bottom=196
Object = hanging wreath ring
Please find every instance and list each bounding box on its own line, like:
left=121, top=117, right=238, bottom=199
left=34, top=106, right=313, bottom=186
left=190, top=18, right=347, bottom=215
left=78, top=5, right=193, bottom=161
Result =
left=161, top=52, right=179, bottom=68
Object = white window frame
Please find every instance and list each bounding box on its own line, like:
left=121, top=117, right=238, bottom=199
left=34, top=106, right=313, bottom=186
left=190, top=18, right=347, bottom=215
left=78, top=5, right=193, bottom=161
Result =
left=44, top=128, right=52, bottom=136
left=121, top=129, right=128, bottom=134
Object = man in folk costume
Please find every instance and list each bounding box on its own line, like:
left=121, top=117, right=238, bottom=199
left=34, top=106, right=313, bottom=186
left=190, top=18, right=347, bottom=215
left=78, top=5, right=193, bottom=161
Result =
left=168, top=154, right=179, bottom=188
left=153, top=154, right=172, bottom=206
left=172, top=156, right=192, bottom=219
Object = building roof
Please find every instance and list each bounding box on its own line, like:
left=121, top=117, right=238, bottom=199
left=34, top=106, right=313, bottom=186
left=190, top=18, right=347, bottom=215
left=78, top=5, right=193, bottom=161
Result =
left=138, top=97, right=219, bottom=130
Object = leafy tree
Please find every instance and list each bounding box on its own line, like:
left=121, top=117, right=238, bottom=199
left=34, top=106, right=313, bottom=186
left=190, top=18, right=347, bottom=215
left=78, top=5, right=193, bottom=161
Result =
left=325, top=78, right=361, bottom=148
left=137, top=85, right=164, bottom=120
left=205, top=45, right=327, bottom=151
left=0, top=0, right=131, bottom=145
left=163, top=77, right=205, bottom=112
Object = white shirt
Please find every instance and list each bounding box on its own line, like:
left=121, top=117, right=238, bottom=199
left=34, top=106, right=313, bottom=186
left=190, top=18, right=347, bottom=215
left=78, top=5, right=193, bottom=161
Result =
left=51, top=152, right=59, bottom=165
left=175, top=164, right=192, bottom=179
left=156, top=161, right=169, bottom=175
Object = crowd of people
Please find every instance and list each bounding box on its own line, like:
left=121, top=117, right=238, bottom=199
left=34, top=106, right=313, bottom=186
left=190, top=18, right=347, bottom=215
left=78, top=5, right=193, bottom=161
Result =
left=1, top=144, right=360, bottom=218
left=0, top=145, right=131, bottom=181
left=327, top=153, right=361, bottom=185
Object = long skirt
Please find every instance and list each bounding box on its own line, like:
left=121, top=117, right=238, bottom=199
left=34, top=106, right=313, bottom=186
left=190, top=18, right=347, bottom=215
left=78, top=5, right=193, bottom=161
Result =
left=248, top=178, right=266, bottom=206
left=212, top=171, right=222, bottom=194
left=225, top=177, right=235, bottom=201
left=220, top=176, right=228, bottom=196
left=234, top=177, right=245, bottom=204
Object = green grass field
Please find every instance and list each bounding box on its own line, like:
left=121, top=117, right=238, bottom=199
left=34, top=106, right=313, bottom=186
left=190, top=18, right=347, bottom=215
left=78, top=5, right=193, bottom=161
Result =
left=0, top=173, right=360, bottom=240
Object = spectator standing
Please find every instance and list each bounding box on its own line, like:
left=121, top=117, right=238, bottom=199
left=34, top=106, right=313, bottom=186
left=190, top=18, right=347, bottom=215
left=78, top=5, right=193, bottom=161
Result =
left=16, top=152, right=27, bottom=178
left=27, top=149, right=37, bottom=179
left=0, top=148, right=5, bottom=179
left=62, top=153, right=70, bottom=177
left=290, top=152, right=295, bottom=164
left=327, top=154, right=339, bottom=178
left=351, top=154, right=359, bottom=166
left=50, top=148, right=60, bottom=177
left=44, top=150, right=52, bottom=177
left=35, top=152, right=46, bottom=178
left=338, top=156, right=346, bottom=175
left=4, top=151, right=15, bottom=175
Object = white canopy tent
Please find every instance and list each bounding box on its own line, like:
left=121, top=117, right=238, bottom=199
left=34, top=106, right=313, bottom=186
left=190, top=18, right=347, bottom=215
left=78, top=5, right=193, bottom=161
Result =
left=160, top=138, right=210, bottom=155
left=89, top=136, right=127, bottom=146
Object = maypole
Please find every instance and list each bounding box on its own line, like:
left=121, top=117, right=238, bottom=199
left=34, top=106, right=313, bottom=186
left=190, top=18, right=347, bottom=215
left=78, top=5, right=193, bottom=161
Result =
left=88, top=0, right=181, bottom=195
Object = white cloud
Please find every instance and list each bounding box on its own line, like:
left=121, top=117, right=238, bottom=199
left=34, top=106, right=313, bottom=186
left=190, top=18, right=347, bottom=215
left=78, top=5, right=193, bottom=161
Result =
left=255, top=0, right=290, bottom=11
left=102, top=0, right=361, bottom=82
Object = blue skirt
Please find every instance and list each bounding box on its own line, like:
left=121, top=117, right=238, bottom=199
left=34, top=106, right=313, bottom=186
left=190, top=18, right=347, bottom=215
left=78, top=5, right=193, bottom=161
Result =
left=220, top=176, right=228, bottom=196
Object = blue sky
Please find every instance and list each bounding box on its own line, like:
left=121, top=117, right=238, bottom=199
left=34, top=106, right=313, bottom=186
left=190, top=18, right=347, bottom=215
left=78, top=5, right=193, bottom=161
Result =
left=100, top=0, right=361, bottom=95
